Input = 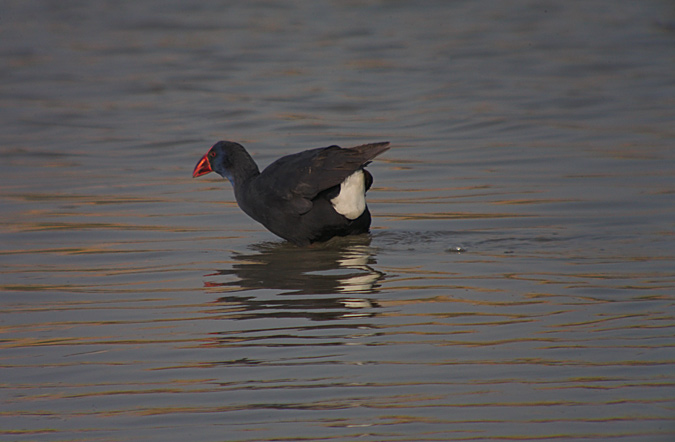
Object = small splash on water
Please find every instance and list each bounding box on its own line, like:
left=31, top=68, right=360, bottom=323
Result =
left=446, top=246, right=466, bottom=253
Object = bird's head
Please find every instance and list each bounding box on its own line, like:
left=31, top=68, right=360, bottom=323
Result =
left=192, top=141, right=258, bottom=185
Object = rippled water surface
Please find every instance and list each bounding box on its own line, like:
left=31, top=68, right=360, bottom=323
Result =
left=2, top=1, right=674, bottom=441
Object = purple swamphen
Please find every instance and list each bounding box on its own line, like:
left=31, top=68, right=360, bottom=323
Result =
left=193, top=140, right=390, bottom=246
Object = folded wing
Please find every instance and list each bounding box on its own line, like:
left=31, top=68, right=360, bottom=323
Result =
left=259, top=142, right=390, bottom=215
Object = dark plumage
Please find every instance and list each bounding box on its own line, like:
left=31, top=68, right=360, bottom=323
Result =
left=193, top=140, right=390, bottom=246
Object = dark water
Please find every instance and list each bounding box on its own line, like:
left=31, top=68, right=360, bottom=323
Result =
left=1, top=1, right=674, bottom=441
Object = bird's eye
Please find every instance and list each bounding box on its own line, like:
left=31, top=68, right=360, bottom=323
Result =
left=209, top=151, right=216, bottom=158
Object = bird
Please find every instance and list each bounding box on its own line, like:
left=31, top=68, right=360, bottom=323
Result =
left=192, top=140, right=390, bottom=246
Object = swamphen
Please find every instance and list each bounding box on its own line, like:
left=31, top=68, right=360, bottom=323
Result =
left=193, top=140, right=390, bottom=246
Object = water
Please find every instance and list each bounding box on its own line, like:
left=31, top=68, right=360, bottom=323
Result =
left=1, top=1, right=674, bottom=441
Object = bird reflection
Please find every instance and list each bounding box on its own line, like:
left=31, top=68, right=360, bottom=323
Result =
left=203, top=235, right=384, bottom=321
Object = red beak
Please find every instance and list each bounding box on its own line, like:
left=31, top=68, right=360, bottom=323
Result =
left=192, top=154, right=213, bottom=178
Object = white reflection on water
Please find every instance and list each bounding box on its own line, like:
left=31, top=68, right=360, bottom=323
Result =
left=201, top=237, right=384, bottom=322
left=204, top=237, right=383, bottom=295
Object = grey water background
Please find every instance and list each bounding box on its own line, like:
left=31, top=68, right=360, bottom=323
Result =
left=1, top=1, right=674, bottom=441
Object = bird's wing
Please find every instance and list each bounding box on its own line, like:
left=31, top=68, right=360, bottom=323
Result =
left=258, top=142, right=390, bottom=214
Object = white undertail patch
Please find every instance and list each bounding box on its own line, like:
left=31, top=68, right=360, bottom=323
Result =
left=331, top=170, right=366, bottom=220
